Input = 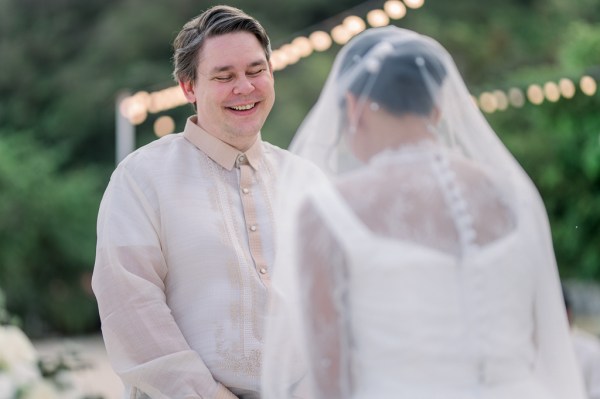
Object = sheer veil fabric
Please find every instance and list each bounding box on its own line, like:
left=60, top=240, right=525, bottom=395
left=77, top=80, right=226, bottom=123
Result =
left=262, top=27, right=585, bottom=399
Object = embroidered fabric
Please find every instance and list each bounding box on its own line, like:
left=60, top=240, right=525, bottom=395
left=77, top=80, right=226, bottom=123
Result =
left=261, top=27, right=585, bottom=399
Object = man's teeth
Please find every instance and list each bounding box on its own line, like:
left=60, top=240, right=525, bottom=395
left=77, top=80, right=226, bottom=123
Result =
left=230, top=103, right=256, bottom=111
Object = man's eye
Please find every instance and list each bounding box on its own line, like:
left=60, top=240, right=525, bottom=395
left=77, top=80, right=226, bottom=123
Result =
left=248, top=69, right=265, bottom=76
left=214, top=76, right=232, bottom=82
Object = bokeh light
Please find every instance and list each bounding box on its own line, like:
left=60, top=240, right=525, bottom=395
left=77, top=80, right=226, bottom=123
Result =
left=291, top=36, right=313, bottom=58
left=384, top=0, right=407, bottom=19
left=403, top=0, right=425, bottom=9
left=343, top=15, right=366, bottom=36
left=493, top=90, right=509, bottom=111
left=559, top=78, right=576, bottom=99
left=331, top=25, right=352, bottom=45
left=367, top=9, right=390, bottom=27
left=309, top=30, right=332, bottom=52
left=526, top=84, right=544, bottom=105
left=543, top=81, right=561, bottom=102
left=154, top=116, right=176, bottom=137
left=508, top=87, right=525, bottom=108
left=580, top=76, right=597, bottom=96
left=479, top=92, right=498, bottom=113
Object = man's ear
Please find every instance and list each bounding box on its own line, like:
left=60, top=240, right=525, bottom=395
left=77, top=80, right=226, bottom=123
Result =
left=179, top=80, right=196, bottom=104
left=268, top=60, right=275, bottom=78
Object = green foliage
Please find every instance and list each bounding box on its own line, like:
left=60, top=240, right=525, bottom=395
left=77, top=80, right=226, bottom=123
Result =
left=488, top=89, right=600, bottom=279
left=558, top=21, right=600, bottom=72
left=0, top=132, right=103, bottom=337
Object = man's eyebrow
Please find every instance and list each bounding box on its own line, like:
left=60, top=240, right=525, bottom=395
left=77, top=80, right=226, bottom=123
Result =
left=209, top=59, right=268, bottom=74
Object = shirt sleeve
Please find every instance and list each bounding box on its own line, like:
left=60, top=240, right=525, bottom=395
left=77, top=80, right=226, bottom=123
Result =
left=92, top=165, right=238, bottom=399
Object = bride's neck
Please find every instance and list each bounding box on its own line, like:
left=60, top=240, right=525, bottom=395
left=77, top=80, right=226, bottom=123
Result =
left=366, top=112, right=438, bottom=154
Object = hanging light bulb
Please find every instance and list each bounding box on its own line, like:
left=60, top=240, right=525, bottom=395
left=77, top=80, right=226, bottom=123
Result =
left=580, top=75, right=597, bottom=96
left=367, top=9, right=390, bottom=27
left=507, top=87, right=525, bottom=108
left=403, top=0, right=425, bottom=9
left=309, top=31, right=332, bottom=52
left=384, top=0, right=407, bottom=19
left=558, top=78, right=576, bottom=99
left=154, top=116, right=176, bottom=137
left=526, top=84, right=544, bottom=105
left=343, top=15, right=366, bottom=36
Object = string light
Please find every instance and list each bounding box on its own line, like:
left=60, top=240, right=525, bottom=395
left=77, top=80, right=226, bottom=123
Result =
left=479, top=92, right=498, bottom=113
left=154, top=115, right=176, bottom=137
left=543, top=81, right=560, bottom=102
left=118, top=1, right=428, bottom=122
left=280, top=43, right=301, bottom=65
left=477, top=74, right=598, bottom=114
left=580, top=75, right=597, bottom=96
left=291, top=36, right=313, bottom=58
left=384, top=0, right=407, bottom=19
left=118, top=1, right=598, bottom=121
left=331, top=25, right=353, bottom=45
left=559, top=78, right=576, bottom=99
left=366, top=9, right=390, bottom=27
left=526, top=84, right=544, bottom=105
left=343, top=15, right=366, bottom=35
left=507, top=87, right=525, bottom=108
left=493, top=90, right=509, bottom=111
left=309, top=30, right=332, bottom=52
left=403, top=0, right=425, bottom=9
left=270, top=50, right=288, bottom=71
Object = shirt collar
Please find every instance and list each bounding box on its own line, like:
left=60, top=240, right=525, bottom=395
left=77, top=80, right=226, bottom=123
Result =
left=183, top=116, right=263, bottom=171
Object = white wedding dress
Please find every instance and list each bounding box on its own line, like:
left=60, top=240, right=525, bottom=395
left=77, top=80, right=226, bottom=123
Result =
left=302, top=148, right=561, bottom=399
left=261, top=26, right=585, bottom=399
left=270, top=146, right=584, bottom=399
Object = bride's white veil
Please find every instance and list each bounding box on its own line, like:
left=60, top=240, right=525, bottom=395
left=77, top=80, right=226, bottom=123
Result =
left=262, top=26, right=584, bottom=399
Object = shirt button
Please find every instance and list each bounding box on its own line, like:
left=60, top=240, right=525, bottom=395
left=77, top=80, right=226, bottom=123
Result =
left=238, top=154, right=247, bottom=163
left=259, top=268, right=267, bottom=274
left=242, top=188, right=250, bottom=194
left=250, top=225, right=257, bottom=232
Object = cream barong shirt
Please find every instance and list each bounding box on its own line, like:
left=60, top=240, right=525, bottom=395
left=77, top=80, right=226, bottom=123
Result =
left=92, top=117, right=300, bottom=399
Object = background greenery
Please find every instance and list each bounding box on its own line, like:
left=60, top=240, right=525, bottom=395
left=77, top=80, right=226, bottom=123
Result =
left=0, top=0, right=598, bottom=337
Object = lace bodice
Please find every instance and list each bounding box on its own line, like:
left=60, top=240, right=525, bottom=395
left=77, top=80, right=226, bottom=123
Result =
left=335, top=146, right=515, bottom=257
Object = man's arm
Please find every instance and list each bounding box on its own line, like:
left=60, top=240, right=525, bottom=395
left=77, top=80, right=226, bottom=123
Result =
left=92, top=166, right=237, bottom=399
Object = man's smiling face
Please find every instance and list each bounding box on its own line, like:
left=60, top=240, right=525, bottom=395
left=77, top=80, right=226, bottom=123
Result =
left=180, top=31, right=275, bottom=151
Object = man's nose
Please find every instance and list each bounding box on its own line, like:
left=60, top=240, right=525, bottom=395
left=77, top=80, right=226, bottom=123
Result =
left=233, top=76, right=255, bottom=95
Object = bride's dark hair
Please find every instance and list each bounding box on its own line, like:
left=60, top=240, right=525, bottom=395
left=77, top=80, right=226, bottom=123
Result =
left=340, top=34, right=447, bottom=116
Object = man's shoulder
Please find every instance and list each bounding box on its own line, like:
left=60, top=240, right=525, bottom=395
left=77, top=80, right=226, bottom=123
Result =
left=117, top=133, right=188, bottom=173
left=260, top=140, right=290, bottom=157
left=261, top=140, right=320, bottom=169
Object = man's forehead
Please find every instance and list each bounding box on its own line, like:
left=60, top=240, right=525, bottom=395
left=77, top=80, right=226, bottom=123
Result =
left=198, top=32, right=267, bottom=73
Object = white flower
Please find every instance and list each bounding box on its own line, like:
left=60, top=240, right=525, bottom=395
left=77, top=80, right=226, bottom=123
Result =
left=0, top=373, right=16, bottom=399
left=0, top=325, right=42, bottom=398
left=0, top=325, right=87, bottom=399
left=0, top=326, right=38, bottom=369
left=21, top=380, right=60, bottom=399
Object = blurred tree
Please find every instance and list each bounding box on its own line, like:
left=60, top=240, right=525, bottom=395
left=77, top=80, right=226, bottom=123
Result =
left=486, top=19, right=600, bottom=279
left=0, top=132, right=102, bottom=336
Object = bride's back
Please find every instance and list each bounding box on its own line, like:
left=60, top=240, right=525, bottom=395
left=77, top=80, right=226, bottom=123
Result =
left=336, top=149, right=516, bottom=257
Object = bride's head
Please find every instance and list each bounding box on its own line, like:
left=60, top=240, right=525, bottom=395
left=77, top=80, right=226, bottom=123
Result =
left=337, top=28, right=448, bottom=161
